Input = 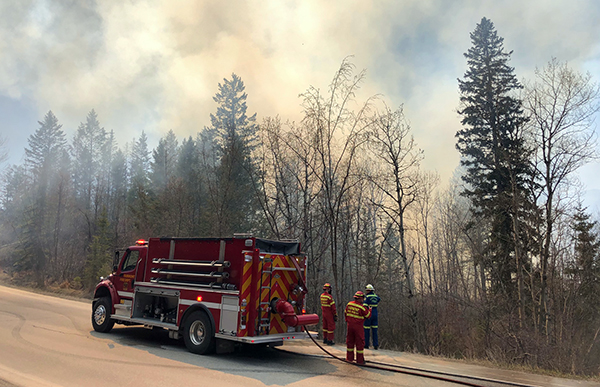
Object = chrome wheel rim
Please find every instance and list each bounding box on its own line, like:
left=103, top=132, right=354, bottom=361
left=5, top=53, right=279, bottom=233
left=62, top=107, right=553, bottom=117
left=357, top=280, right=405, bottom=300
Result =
left=189, top=320, right=206, bottom=346
left=94, top=304, right=107, bottom=326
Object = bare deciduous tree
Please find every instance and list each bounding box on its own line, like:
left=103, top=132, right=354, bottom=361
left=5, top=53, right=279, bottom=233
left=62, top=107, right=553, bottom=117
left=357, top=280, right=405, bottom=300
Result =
left=368, top=104, right=424, bottom=350
left=298, top=58, right=375, bottom=305
left=524, top=57, right=600, bottom=336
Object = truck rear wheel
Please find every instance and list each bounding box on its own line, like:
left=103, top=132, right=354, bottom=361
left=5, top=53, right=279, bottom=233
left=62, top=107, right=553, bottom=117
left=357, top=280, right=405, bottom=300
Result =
left=183, top=311, right=215, bottom=355
left=92, top=296, right=115, bottom=333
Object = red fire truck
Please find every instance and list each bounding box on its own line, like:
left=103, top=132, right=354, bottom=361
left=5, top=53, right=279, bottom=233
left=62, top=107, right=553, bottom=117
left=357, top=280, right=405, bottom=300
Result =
left=91, top=235, right=319, bottom=354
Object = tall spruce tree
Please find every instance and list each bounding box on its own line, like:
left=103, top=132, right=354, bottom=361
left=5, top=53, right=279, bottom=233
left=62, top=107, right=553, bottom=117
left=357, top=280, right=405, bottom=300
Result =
left=204, top=73, right=260, bottom=236
left=25, top=111, right=68, bottom=182
left=130, top=131, right=151, bottom=188
left=20, top=111, right=70, bottom=285
left=128, top=132, right=154, bottom=237
left=572, top=206, right=600, bottom=284
left=210, top=74, right=258, bottom=152
left=176, top=136, right=201, bottom=235
left=109, top=149, right=128, bottom=245
left=72, top=110, right=107, bottom=212
left=150, top=130, right=179, bottom=193
left=24, top=110, right=69, bottom=239
left=98, top=130, right=118, bottom=211
left=456, top=17, right=533, bottom=297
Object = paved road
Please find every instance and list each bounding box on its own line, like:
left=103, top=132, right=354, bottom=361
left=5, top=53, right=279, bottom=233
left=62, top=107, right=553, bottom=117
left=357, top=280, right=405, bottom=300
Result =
left=0, top=285, right=596, bottom=387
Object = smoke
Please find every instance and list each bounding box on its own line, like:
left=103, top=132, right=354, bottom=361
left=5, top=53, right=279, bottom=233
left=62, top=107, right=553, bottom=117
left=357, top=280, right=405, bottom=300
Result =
left=0, top=0, right=599, bottom=186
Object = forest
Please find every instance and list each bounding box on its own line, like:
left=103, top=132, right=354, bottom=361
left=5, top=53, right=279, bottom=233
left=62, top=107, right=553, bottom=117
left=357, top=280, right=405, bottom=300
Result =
left=1, top=17, right=600, bottom=376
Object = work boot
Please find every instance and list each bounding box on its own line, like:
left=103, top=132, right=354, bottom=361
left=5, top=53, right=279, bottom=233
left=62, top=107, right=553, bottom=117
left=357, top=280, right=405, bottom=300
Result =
left=326, top=340, right=335, bottom=345
left=323, top=339, right=327, bottom=344
left=364, top=345, right=369, bottom=349
left=374, top=346, right=378, bottom=350
left=357, top=352, right=365, bottom=364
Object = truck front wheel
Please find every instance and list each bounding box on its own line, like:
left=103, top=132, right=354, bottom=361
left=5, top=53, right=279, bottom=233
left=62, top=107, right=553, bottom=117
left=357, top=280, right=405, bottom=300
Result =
left=183, top=311, right=215, bottom=355
left=92, top=297, right=115, bottom=333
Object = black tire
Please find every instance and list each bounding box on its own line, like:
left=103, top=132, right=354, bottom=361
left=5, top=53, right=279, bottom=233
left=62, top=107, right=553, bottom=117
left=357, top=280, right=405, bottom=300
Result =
left=92, top=296, right=115, bottom=333
left=183, top=311, right=215, bottom=355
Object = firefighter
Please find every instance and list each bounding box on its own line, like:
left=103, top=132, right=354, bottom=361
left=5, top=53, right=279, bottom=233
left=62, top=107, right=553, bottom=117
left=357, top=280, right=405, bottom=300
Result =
left=344, top=290, right=371, bottom=364
left=320, top=283, right=337, bottom=345
left=364, top=284, right=381, bottom=349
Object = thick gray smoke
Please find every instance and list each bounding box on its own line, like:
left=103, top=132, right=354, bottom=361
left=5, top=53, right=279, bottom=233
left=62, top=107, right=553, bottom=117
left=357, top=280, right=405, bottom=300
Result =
left=0, top=0, right=599, bottom=199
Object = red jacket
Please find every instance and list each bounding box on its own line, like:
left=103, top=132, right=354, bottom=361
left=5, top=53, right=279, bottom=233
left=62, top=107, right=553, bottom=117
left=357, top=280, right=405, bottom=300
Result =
left=320, top=292, right=337, bottom=316
left=345, top=300, right=371, bottom=326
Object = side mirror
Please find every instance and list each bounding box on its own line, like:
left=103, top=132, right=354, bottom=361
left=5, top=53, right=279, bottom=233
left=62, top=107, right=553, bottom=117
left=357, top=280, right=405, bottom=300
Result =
left=113, top=251, right=120, bottom=273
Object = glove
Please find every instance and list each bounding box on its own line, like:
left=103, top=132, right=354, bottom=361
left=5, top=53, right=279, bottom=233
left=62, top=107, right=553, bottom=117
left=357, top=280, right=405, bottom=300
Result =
left=334, top=315, right=338, bottom=322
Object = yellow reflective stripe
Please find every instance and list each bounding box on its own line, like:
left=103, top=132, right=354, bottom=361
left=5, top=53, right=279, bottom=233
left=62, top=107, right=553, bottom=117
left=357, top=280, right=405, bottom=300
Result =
left=346, top=313, right=364, bottom=319
left=353, top=304, right=366, bottom=312
left=346, top=303, right=367, bottom=315
left=363, top=326, right=371, bottom=329
left=346, top=348, right=354, bottom=352
left=356, top=350, right=364, bottom=354
left=346, top=312, right=364, bottom=318
left=320, top=294, right=333, bottom=307
left=372, top=326, right=378, bottom=328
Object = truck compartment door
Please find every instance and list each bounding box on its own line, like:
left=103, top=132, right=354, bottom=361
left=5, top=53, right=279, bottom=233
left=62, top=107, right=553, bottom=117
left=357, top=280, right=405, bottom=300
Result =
left=220, top=296, right=239, bottom=335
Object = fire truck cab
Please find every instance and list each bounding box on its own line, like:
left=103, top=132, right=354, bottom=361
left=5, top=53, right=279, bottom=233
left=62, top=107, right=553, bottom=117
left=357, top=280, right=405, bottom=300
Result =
left=92, top=235, right=319, bottom=354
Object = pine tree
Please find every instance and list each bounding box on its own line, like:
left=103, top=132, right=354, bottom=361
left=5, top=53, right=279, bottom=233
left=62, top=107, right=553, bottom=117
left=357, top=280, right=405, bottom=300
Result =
left=210, top=73, right=258, bottom=153
left=572, top=206, right=600, bottom=282
left=19, top=111, right=71, bottom=285
left=23, top=110, right=69, bottom=235
left=175, top=136, right=201, bottom=235
left=150, top=130, right=179, bottom=193
left=25, top=111, right=67, bottom=182
left=456, top=17, right=533, bottom=295
left=72, top=109, right=107, bottom=211
left=128, top=132, right=154, bottom=237
left=130, top=131, right=151, bottom=188
left=98, top=130, right=118, bottom=209
left=109, top=149, right=128, bottom=244
left=203, top=73, right=261, bottom=236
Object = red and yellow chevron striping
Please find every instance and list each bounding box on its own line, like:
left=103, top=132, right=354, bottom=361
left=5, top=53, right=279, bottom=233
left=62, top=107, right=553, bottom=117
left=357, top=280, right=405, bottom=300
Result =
left=250, top=253, right=307, bottom=336
left=238, top=253, right=253, bottom=337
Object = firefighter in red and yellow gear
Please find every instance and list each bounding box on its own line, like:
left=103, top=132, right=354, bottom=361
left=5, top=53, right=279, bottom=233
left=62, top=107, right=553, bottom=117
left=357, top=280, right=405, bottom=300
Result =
left=320, top=283, right=337, bottom=345
left=344, top=290, right=371, bottom=364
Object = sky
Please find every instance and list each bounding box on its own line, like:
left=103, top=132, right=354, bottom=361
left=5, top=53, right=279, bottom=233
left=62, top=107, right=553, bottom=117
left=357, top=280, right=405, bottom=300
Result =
left=1, top=0, right=600, bottom=213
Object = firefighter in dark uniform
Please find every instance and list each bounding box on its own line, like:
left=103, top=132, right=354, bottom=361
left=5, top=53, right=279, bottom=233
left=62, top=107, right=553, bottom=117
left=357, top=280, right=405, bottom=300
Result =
left=320, top=283, right=337, bottom=345
left=345, top=290, right=371, bottom=364
left=363, top=284, right=381, bottom=349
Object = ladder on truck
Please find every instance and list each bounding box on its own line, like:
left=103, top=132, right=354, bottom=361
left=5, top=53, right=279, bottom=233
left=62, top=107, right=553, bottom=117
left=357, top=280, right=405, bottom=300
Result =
left=257, top=255, right=273, bottom=335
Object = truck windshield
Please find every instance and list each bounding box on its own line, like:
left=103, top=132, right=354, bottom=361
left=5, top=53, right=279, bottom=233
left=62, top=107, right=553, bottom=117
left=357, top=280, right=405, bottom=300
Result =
left=122, top=250, right=139, bottom=272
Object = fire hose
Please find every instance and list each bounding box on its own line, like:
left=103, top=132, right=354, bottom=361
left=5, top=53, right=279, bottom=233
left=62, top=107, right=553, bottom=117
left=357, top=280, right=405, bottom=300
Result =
left=269, top=298, right=539, bottom=385
left=297, top=326, right=540, bottom=387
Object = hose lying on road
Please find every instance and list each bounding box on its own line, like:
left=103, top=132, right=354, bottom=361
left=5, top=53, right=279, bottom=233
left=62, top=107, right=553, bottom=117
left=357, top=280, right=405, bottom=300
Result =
left=293, top=326, right=541, bottom=387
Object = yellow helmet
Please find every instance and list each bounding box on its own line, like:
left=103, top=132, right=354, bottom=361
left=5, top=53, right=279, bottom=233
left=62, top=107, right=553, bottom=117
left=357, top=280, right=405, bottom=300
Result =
left=365, top=284, right=374, bottom=291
